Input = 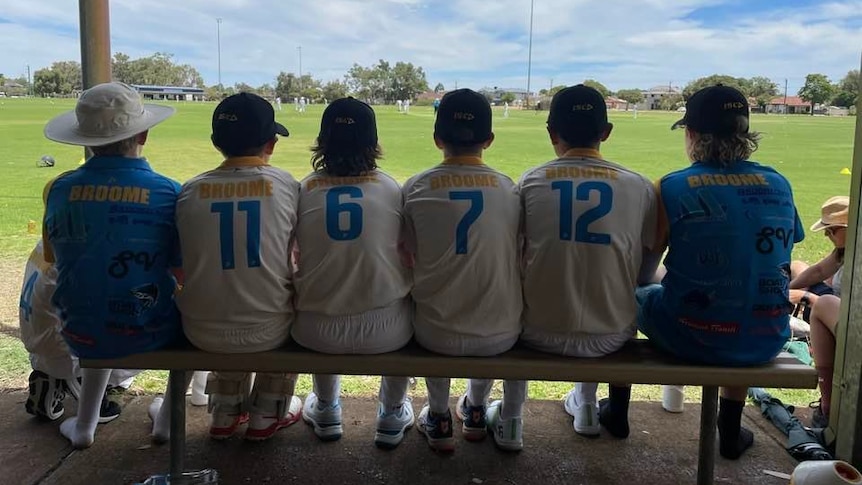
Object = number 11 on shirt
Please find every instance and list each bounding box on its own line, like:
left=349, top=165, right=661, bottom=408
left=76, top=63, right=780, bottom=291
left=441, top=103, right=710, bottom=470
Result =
left=211, top=201, right=262, bottom=270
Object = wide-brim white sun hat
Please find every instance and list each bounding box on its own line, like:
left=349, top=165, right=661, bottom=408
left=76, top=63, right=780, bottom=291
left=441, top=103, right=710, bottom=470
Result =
left=44, top=82, right=175, bottom=147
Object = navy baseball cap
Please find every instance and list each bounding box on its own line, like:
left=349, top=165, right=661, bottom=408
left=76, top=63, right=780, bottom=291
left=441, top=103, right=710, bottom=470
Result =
left=672, top=84, right=749, bottom=135
left=547, top=84, right=608, bottom=142
left=319, top=97, right=378, bottom=150
left=212, top=92, right=289, bottom=152
left=434, top=89, right=492, bottom=146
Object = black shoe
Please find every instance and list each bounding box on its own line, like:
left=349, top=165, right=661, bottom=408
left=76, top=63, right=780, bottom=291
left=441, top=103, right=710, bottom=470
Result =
left=810, top=400, right=829, bottom=429
left=98, top=393, right=122, bottom=424
left=25, top=371, right=66, bottom=421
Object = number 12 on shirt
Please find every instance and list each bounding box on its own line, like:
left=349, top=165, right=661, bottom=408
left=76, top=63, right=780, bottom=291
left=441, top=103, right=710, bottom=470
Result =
left=551, top=181, right=613, bottom=245
left=211, top=201, right=261, bottom=270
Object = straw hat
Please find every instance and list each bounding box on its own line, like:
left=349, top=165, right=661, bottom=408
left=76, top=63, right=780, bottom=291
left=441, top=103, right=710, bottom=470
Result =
left=44, top=82, right=174, bottom=146
left=810, top=195, right=850, bottom=232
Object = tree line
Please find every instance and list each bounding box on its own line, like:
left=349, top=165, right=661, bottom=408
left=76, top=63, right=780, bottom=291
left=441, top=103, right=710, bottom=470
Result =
left=25, top=52, right=430, bottom=103
left=15, top=51, right=859, bottom=113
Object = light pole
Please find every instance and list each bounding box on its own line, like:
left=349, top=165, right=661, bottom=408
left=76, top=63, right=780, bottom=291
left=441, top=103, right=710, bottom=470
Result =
left=297, top=46, right=303, bottom=92
left=526, top=0, right=534, bottom=108
left=216, top=18, right=222, bottom=88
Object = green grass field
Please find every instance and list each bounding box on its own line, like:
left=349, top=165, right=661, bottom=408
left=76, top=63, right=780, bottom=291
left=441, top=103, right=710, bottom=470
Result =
left=0, top=98, right=856, bottom=406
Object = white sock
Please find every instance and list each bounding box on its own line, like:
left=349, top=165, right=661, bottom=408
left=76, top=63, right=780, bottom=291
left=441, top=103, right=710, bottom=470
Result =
left=151, top=372, right=194, bottom=443
left=60, top=368, right=111, bottom=449
left=190, top=372, right=208, bottom=407
left=575, top=382, right=599, bottom=405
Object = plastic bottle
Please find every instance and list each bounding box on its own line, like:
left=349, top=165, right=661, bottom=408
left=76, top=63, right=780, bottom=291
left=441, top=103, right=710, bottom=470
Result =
left=136, top=469, right=219, bottom=485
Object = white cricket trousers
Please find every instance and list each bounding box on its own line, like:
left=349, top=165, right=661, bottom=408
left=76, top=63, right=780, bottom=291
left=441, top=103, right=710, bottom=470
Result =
left=292, top=298, right=413, bottom=408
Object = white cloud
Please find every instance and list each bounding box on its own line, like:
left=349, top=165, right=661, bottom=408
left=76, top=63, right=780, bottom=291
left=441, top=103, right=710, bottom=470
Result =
left=0, top=0, right=859, bottom=91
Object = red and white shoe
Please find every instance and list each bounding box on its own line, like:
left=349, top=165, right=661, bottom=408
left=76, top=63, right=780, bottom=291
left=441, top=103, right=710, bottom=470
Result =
left=245, top=395, right=302, bottom=441
left=209, top=400, right=249, bottom=440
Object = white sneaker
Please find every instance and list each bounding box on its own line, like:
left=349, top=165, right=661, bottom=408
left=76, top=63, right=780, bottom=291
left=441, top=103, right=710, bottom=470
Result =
left=486, top=400, right=523, bottom=451
left=246, top=395, right=302, bottom=441
left=302, top=392, right=343, bottom=441
left=564, top=389, right=600, bottom=437
left=208, top=394, right=248, bottom=440
left=374, top=401, right=414, bottom=449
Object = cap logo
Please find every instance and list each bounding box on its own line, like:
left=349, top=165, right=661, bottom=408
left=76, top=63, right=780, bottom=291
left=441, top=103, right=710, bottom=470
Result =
left=453, top=112, right=475, bottom=120
left=217, top=113, right=238, bottom=121
left=335, top=117, right=355, bottom=124
left=572, top=104, right=594, bottom=111
left=723, top=102, right=745, bottom=110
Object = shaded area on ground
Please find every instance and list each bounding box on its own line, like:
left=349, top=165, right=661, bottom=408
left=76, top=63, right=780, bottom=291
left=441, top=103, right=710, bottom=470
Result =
left=0, top=390, right=814, bottom=485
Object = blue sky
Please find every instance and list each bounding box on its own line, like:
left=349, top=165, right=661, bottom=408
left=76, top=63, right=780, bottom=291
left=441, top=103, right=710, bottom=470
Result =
left=1, top=0, right=860, bottom=94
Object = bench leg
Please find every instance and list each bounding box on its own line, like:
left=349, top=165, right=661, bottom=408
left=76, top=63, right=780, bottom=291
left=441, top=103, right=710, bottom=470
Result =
left=169, top=370, right=188, bottom=483
left=697, top=386, right=719, bottom=485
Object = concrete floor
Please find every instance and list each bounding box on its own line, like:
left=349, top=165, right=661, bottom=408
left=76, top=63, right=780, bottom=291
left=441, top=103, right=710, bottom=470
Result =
left=0, top=390, right=805, bottom=485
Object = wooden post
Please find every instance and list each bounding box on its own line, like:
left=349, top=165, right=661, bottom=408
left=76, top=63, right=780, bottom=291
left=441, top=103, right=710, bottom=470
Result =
left=79, top=0, right=111, bottom=160
left=834, top=54, right=862, bottom=466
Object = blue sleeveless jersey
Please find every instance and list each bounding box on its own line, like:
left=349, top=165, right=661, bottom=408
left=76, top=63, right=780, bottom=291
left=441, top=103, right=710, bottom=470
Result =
left=42, top=156, right=182, bottom=359
left=656, top=160, right=803, bottom=364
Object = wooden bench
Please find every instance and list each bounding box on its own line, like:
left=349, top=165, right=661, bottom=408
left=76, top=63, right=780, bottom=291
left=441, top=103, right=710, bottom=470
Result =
left=82, top=340, right=817, bottom=485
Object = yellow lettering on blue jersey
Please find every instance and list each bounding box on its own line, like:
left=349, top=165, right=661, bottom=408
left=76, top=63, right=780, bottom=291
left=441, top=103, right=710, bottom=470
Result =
left=68, top=185, right=150, bottom=204
left=687, top=173, right=770, bottom=188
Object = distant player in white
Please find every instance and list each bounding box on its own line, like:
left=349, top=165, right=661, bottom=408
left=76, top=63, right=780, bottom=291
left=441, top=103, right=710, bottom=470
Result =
left=275, top=96, right=282, bottom=111
left=299, top=96, right=307, bottom=113
left=403, top=89, right=525, bottom=452
left=170, top=92, right=302, bottom=442
left=519, top=85, right=657, bottom=439
left=18, top=240, right=143, bottom=423
left=396, top=99, right=403, bottom=112
left=403, top=98, right=411, bottom=114
left=292, top=97, right=414, bottom=449
left=503, top=101, right=510, bottom=118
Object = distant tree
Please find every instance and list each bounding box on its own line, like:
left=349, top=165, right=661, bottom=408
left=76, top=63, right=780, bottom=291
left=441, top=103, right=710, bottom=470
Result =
left=683, top=74, right=750, bottom=99
left=538, top=88, right=548, bottom=96
left=346, top=59, right=428, bottom=103
left=582, top=79, right=611, bottom=98
left=798, top=73, right=834, bottom=115
left=257, top=83, right=275, bottom=99
left=33, top=61, right=81, bottom=96
left=548, top=85, right=566, bottom=97
left=299, top=74, right=323, bottom=100
left=111, top=52, right=132, bottom=83
left=501, top=92, right=516, bottom=104
left=748, top=76, right=779, bottom=109
left=832, top=70, right=859, bottom=108
left=33, top=68, right=60, bottom=96
left=658, top=93, right=684, bottom=111
left=204, top=85, right=226, bottom=100
left=275, top=71, right=298, bottom=101
left=322, top=80, right=349, bottom=102
left=434, top=82, right=445, bottom=93
left=615, top=88, right=643, bottom=110
left=234, top=82, right=254, bottom=93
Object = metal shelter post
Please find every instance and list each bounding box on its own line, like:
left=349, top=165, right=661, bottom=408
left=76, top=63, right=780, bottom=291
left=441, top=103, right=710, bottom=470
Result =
left=834, top=54, right=862, bottom=466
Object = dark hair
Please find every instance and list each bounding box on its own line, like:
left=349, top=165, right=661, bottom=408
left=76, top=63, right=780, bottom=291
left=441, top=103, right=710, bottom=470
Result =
left=438, top=141, right=485, bottom=157
left=214, top=139, right=270, bottom=159
left=688, top=116, right=761, bottom=168
left=311, top=140, right=382, bottom=177
left=554, top=125, right=604, bottom=149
